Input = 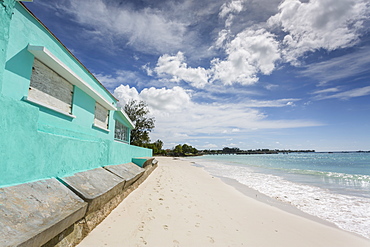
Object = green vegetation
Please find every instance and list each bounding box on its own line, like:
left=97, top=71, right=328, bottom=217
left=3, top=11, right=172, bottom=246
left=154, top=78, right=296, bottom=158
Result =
left=170, top=144, right=199, bottom=156
left=123, top=100, right=199, bottom=156
left=201, top=147, right=315, bottom=155
left=124, top=100, right=155, bottom=146
left=142, top=143, right=199, bottom=156
left=142, top=140, right=167, bottom=156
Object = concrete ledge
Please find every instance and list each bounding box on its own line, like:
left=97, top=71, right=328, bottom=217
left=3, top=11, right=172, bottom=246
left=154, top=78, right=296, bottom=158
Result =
left=46, top=160, right=158, bottom=247
left=104, top=162, right=145, bottom=188
left=60, top=167, right=125, bottom=214
left=132, top=157, right=156, bottom=168
left=0, top=178, right=87, bottom=247
left=0, top=159, right=157, bottom=247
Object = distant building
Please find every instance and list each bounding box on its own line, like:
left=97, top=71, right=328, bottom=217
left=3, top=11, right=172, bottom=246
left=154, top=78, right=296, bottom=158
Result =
left=0, top=1, right=151, bottom=187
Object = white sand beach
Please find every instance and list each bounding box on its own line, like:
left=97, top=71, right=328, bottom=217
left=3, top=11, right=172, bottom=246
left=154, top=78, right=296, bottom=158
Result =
left=77, top=157, right=370, bottom=247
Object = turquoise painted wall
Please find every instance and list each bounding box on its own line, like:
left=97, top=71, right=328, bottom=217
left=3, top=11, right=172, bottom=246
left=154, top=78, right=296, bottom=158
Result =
left=0, top=0, right=16, bottom=92
left=0, top=3, right=152, bottom=187
left=3, top=3, right=116, bottom=104
left=109, top=142, right=152, bottom=166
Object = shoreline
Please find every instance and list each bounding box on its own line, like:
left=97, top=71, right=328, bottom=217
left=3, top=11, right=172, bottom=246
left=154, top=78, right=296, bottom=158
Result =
left=219, top=176, right=339, bottom=228
left=190, top=161, right=331, bottom=226
left=189, top=155, right=370, bottom=240
left=78, top=157, right=370, bottom=246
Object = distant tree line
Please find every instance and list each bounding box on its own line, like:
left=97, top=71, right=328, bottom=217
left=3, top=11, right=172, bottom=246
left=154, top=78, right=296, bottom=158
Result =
left=201, top=147, right=315, bottom=155
left=142, top=143, right=199, bottom=156
left=169, top=144, right=199, bottom=156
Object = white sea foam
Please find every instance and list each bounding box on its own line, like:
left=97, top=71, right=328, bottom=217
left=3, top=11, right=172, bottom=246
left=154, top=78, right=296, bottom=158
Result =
left=197, top=160, right=370, bottom=239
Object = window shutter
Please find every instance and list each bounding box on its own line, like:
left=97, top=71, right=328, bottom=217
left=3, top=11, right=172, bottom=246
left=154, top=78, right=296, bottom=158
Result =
left=94, top=102, right=109, bottom=129
left=29, top=59, right=73, bottom=114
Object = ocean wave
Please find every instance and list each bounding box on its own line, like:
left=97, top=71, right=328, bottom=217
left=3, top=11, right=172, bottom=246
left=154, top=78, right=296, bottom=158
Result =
left=288, top=169, right=370, bottom=189
left=290, top=169, right=370, bottom=180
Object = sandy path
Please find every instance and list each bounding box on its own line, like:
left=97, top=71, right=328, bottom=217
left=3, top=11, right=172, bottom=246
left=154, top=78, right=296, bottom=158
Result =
left=77, top=157, right=370, bottom=247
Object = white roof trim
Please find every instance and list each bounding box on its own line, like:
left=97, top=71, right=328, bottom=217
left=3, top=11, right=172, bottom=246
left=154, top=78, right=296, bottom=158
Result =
left=28, top=45, right=117, bottom=111
left=117, top=107, right=135, bottom=129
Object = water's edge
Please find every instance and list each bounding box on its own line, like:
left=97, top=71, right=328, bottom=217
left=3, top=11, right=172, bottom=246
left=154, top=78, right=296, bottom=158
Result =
left=191, top=160, right=370, bottom=241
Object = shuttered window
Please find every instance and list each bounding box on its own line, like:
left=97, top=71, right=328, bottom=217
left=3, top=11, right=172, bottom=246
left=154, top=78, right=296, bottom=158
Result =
left=94, top=102, right=109, bottom=130
left=114, top=121, right=129, bottom=142
left=29, top=59, right=74, bottom=114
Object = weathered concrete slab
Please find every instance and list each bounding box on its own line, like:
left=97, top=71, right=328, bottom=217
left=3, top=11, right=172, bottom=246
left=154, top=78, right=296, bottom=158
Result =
left=0, top=178, right=87, bottom=247
left=132, top=157, right=156, bottom=168
left=104, top=162, right=145, bottom=188
left=60, top=167, right=125, bottom=214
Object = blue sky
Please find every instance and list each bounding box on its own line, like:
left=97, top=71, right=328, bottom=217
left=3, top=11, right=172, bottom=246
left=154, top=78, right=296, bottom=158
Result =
left=25, top=0, right=370, bottom=151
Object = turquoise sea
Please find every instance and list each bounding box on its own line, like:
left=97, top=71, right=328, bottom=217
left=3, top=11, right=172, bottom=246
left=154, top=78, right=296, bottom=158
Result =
left=190, top=153, right=370, bottom=239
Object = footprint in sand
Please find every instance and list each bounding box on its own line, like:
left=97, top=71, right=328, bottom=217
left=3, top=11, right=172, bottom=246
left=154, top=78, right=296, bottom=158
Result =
left=163, top=225, right=169, bottom=230
left=138, top=222, right=145, bottom=231
left=148, top=208, right=153, bottom=212
left=140, top=237, right=147, bottom=245
left=207, top=236, right=215, bottom=243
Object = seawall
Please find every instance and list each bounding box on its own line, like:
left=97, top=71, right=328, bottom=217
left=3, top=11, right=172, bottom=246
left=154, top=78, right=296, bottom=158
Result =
left=0, top=158, right=158, bottom=247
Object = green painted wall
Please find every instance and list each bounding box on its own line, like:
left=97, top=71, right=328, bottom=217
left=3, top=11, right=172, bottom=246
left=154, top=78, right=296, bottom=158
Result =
left=0, top=3, right=152, bottom=188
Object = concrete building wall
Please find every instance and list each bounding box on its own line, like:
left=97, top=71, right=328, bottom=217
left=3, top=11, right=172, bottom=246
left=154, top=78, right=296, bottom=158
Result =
left=3, top=4, right=116, bottom=104
left=0, top=0, right=16, bottom=92
left=0, top=2, right=152, bottom=188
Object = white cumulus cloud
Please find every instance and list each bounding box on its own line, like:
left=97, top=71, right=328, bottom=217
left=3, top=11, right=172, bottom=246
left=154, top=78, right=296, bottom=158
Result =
left=268, top=0, right=370, bottom=64
left=140, top=86, right=191, bottom=112
left=219, top=0, right=244, bottom=28
left=113, top=85, right=141, bottom=106
left=154, top=52, right=210, bottom=88
left=113, top=85, right=191, bottom=112
left=211, top=28, right=281, bottom=85
left=153, top=28, right=280, bottom=87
